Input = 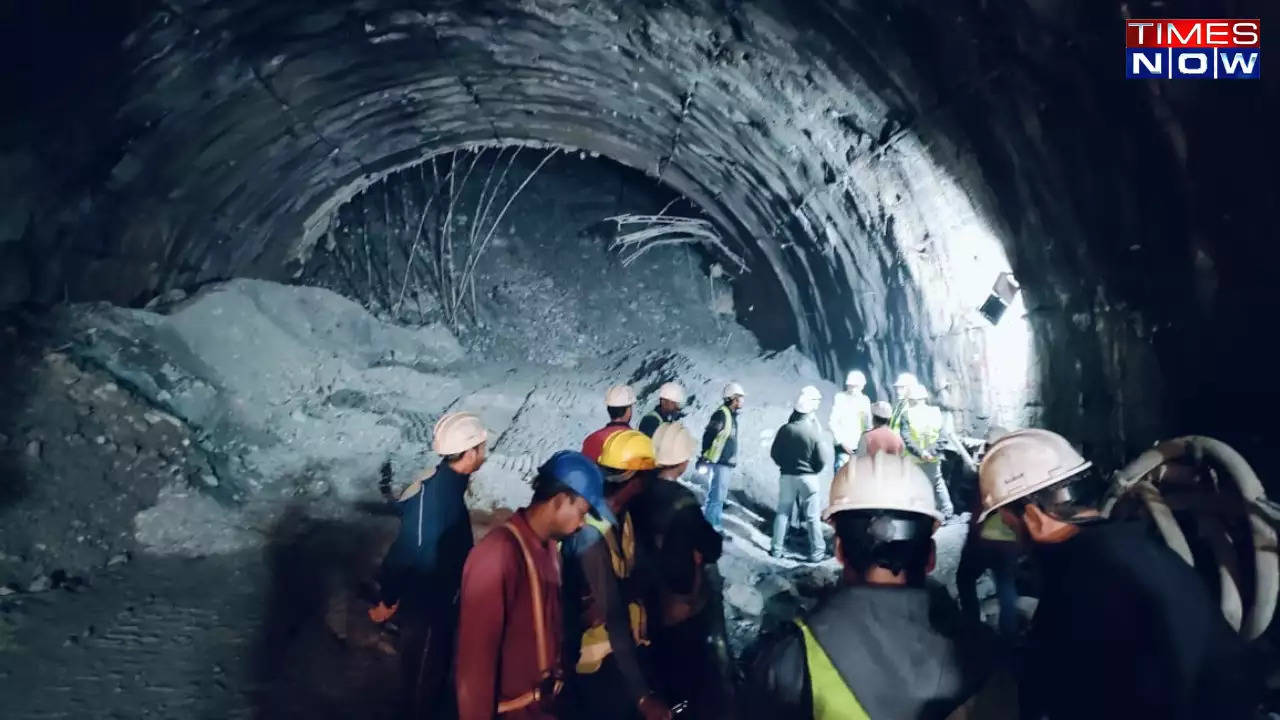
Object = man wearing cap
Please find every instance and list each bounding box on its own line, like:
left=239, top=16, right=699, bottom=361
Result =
left=769, top=385, right=832, bottom=562
left=829, top=370, right=872, bottom=472
left=856, top=401, right=904, bottom=457
left=563, top=430, right=672, bottom=720
left=456, top=451, right=610, bottom=720
left=638, top=382, right=686, bottom=438
left=370, top=411, right=488, bottom=718
left=583, top=384, right=637, bottom=463
left=979, top=429, right=1258, bottom=719
left=746, top=453, right=1002, bottom=719
left=634, top=422, right=732, bottom=718
left=699, top=382, right=745, bottom=531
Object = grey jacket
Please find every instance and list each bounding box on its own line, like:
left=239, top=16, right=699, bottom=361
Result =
left=745, top=583, right=999, bottom=719
left=770, top=411, right=830, bottom=476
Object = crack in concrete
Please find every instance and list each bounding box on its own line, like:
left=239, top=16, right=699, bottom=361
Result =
left=657, top=78, right=699, bottom=180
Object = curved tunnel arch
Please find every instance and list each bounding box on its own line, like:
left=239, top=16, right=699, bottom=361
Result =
left=5, top=0, right=1270, bottom=470
left=117, top=1, right=1020, bottom=407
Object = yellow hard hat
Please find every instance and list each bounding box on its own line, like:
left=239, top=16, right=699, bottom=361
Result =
left=598, top=429, right=657, bottom=472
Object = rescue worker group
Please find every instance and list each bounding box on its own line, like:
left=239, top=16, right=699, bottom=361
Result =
left=369, top=372, right=1260, bottom=719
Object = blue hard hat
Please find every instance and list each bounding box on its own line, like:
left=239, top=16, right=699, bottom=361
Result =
left=538, top=451, right=613, bottom=523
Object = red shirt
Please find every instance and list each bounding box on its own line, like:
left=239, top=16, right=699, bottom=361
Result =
left=456, top=510, right=563, bottom=720
left=581, top=421, right=630, bottom=463
left=858, top=425, right=905, bottom=457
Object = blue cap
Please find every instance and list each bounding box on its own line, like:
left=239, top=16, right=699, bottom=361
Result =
left=538, top=451, right=614, bottom=524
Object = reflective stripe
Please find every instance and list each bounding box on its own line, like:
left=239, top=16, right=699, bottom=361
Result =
left=703, top=406, right=733, bottom=463
left=795, top=619, right=870, bottom=720
left=576, top=512, right=649, bottom=673
left=889, top=400, right=907, bottom=432
left=905, top=405, right=942, bottom=455
left=499, top=521, right=561, bottom=711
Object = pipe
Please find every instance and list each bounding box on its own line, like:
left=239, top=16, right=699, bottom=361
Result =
left=1104, top=436, right=1277, bottom=640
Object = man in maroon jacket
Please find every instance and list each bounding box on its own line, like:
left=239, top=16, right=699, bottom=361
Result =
left=582, top=384, right=636, bottom=462
left=456, top=451, right=611, bottom=720
left=857, top=401, right=904, bottom=457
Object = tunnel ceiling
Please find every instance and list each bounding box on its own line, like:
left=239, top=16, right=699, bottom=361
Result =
left=1, top=0, right=1276, bottom=467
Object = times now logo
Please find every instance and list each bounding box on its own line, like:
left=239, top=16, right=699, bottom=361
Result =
left=1126, top=19, right=1260, bottom=79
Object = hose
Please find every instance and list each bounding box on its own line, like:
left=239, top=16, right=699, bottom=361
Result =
left=1105, top=436, right=1277, bottom=640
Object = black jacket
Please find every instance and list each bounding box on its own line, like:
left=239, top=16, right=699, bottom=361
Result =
left=770, top=411, right=829, bottom=475
left=701, top=403, right=740, bottom=466
left=632, top=478, right=723, bottom=595
left=638, top=406, right=682, bottom=438
left=745, top=582, right=999, bottom=719
left=1023, top=519, right=1259, bottom=720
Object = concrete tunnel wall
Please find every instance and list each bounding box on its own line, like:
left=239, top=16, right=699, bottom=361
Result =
left=1, top=0, right=1277, bottom=474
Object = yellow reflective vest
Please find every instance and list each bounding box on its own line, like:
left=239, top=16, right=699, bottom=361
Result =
left=575, top=512, right=649, bottom=674
left=903, top=404, right=943, bottom=459
left=796, top=619, right=870, bottom=720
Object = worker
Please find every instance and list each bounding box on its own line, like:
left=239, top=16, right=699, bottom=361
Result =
left=979, top=429, right=1260, bottom=718
left=955, top=427, right=1020, bottom=638
left=888, top=372, right=918, bottom=431
left=745, top=452, right=1004, bottom=718
left=828, top=370, right=872, bottom=471
left=699, top=382, right=745, bottom=531
left=638, top=382, right=686, bottom=438
left=370, top=411, right=488, bottom=718
left=455, top=450, right=610, bottom=720
left=769, top=385, right=832, bottom=562
left=855, top=401, right=904, bottom=457
left=562, top=430, right=672, bottom=720
left=633, top=422, right=733, bottom=719
left=899, top=383, right=955, bottom=518
left=583, top=384, right=637, bottom=462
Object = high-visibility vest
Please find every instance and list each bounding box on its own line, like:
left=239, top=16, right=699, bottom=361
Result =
left=904, top=404, right=943, bottom=459
left=575, top=512, right=649, bottom=674
left=889, top=400, right=908, bottom=433
left=795, top=619, right=870, bottom=720
left=702, top=406, right=734, bottom=463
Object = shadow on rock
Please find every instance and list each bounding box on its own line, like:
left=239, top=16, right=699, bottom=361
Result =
left=250, top=502, right=402, bottom=720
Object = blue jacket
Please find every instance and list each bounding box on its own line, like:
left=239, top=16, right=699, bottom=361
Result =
left=379, top=461, right=473, bottom=609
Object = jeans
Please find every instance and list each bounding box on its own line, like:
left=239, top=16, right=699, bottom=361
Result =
left=919, top=460, right=955, bottom=516
left=957, top=537, right=1021, bottom=637
left=771, top=473, right=824, bottom=559
left=701, top=462, right=733, bottom=530
left=833, top=447, right=851, bottom=474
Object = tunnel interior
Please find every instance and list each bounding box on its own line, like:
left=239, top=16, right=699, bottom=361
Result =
left=0, top=0, right=1277, bottom=716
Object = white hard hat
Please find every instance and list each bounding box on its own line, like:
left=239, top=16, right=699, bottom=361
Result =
left=907, top=384, right=929, bottom=401
left=845, top=370, right=867, bottom=388
left=870, top=401, right=893, bottom=420
left=605, top=384, right=637, bottom=407
left=824, top=452, right=943, bottom=523
left=652, top=421, right=697, bottom=467
left=795, top=385, right=822, bottom=414
left=977, top=429, right=1092, bottom=522
left=893, top=372, right=918, bottom=389
left=432, top=412, right=488, bottom=455
left=657, top=382, right=687, bottom=405
left=722, top=382, right=746, bottom=399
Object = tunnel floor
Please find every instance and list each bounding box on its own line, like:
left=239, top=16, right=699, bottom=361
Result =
left=0, top=502, right=968, bottom=720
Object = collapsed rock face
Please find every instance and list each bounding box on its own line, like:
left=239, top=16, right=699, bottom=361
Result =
left=7, top=0, right=1273, bottom=475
